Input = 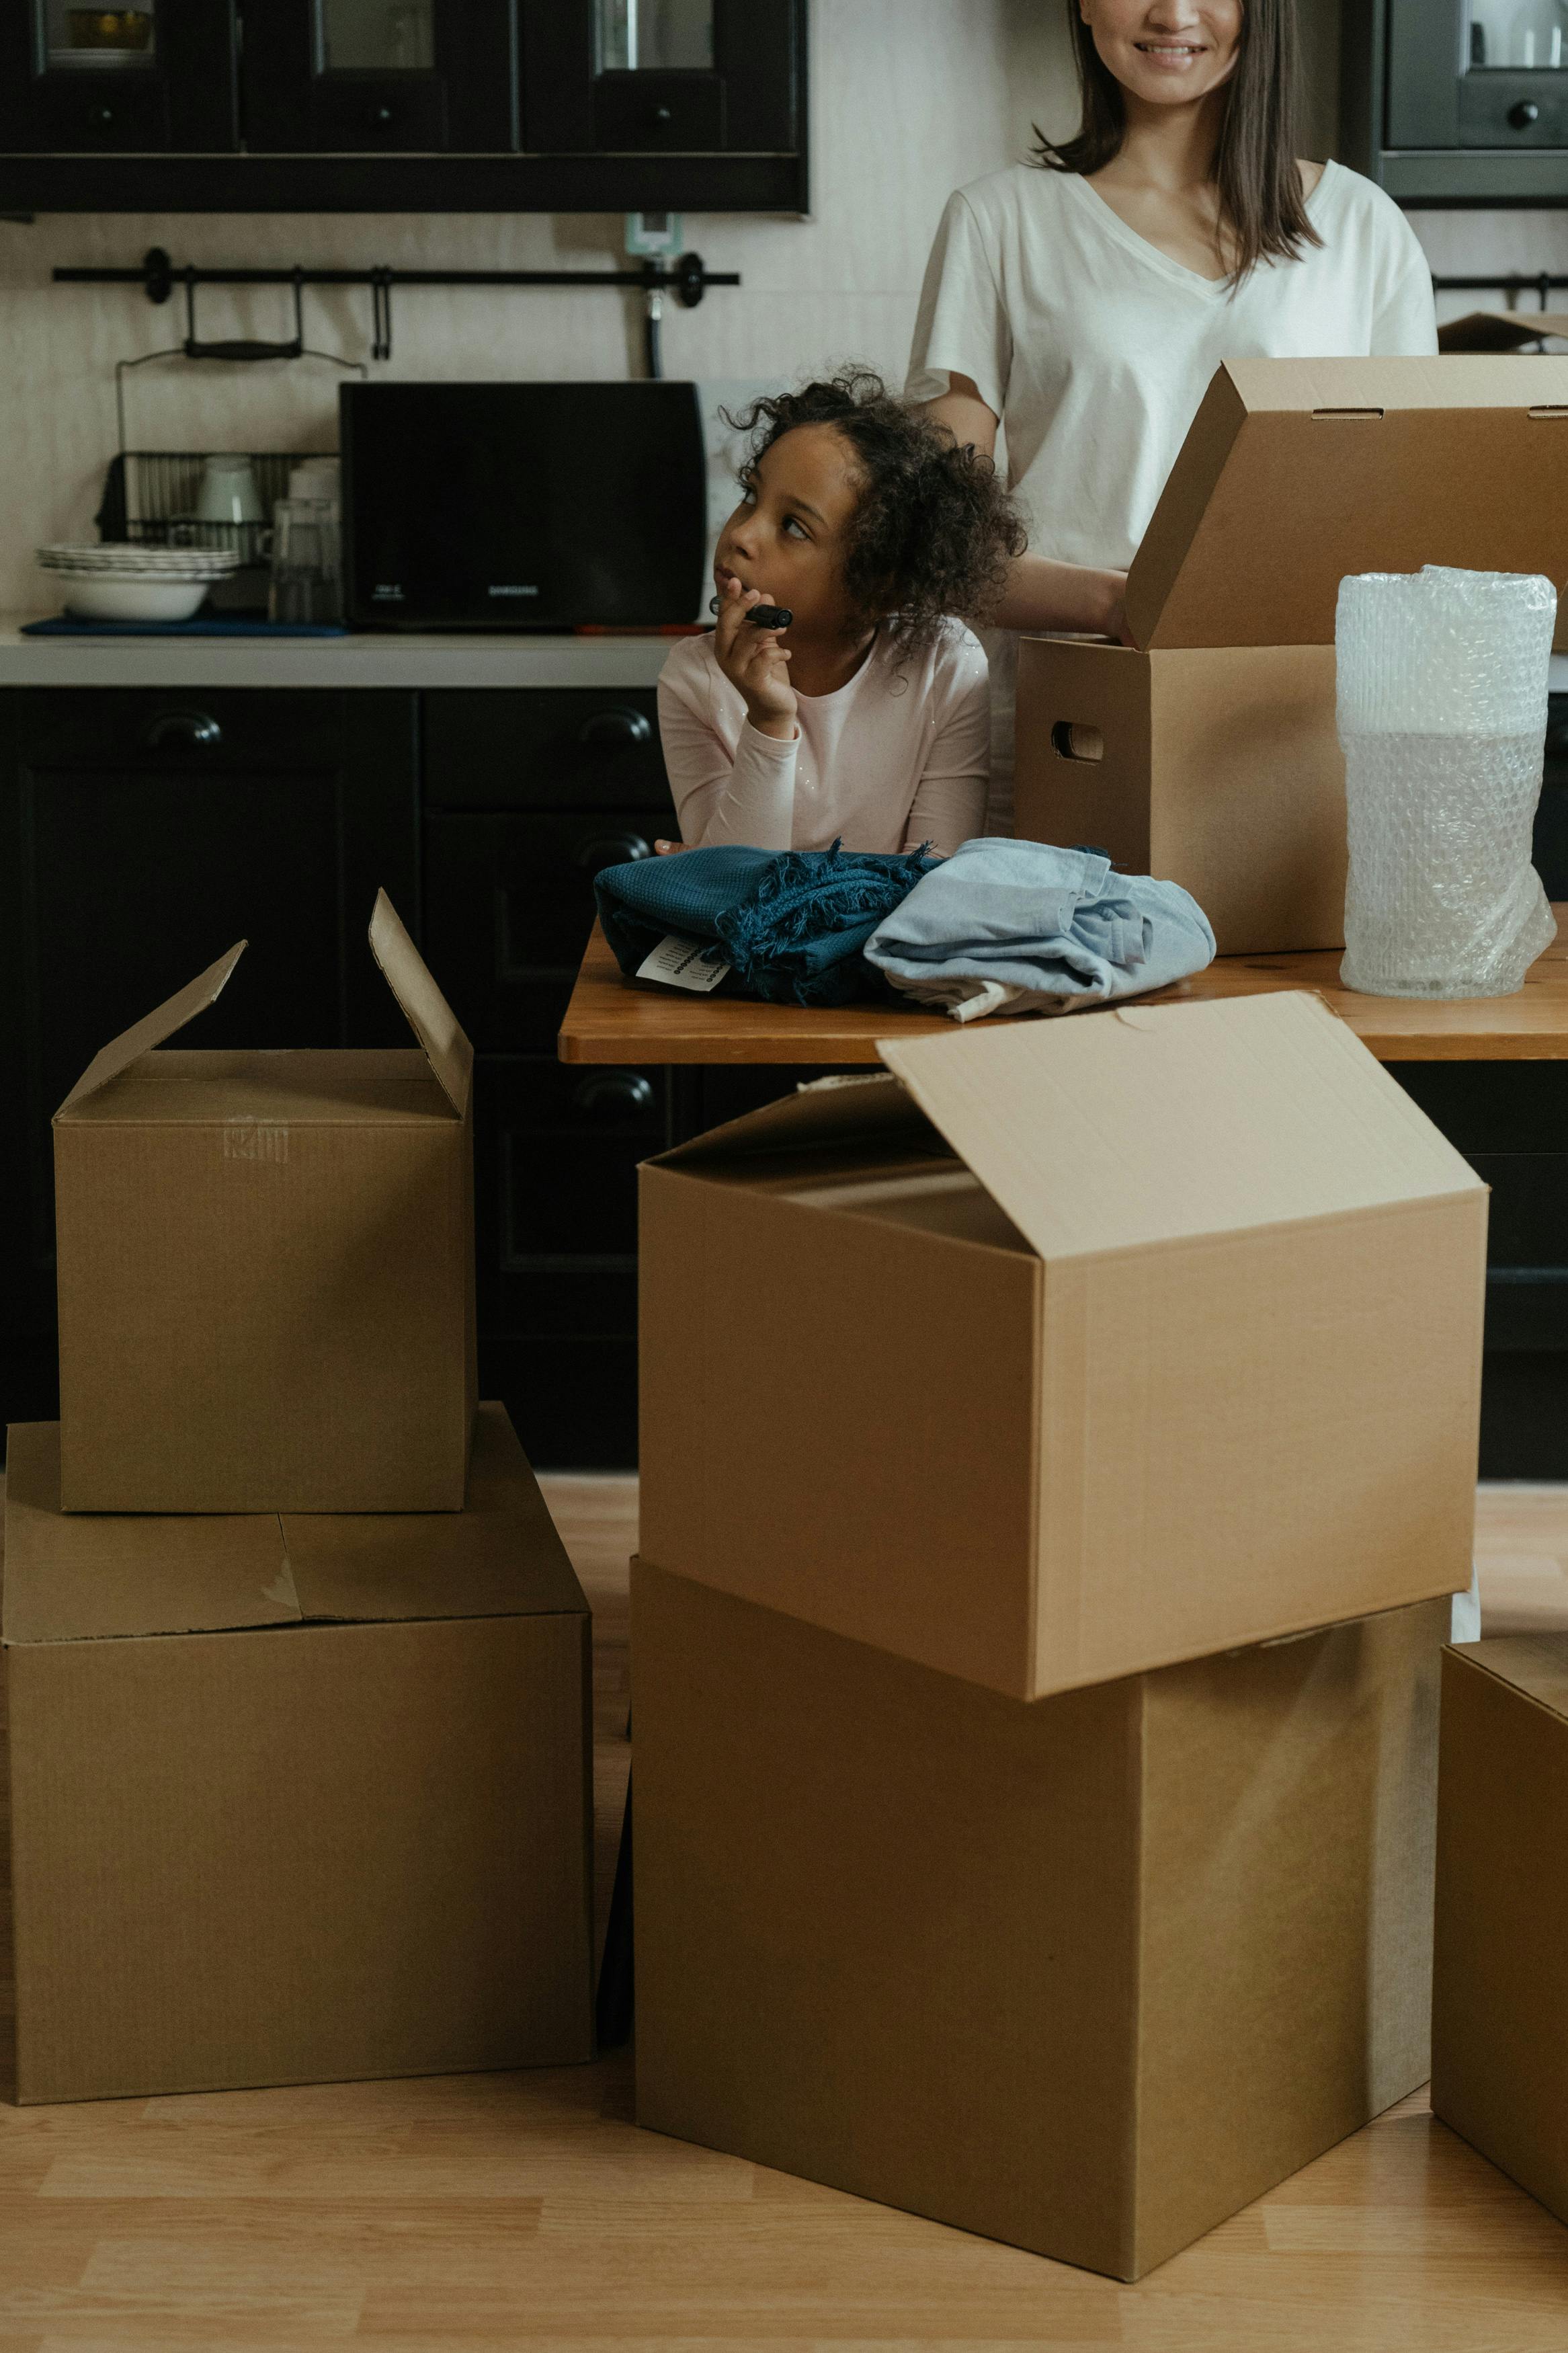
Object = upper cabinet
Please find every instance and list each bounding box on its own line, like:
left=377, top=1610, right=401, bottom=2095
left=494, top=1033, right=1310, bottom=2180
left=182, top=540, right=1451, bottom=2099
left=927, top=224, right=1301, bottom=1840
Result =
left=0, top=0, right=807, bottom=210
left=1344, top=0, right=1568, bottom=203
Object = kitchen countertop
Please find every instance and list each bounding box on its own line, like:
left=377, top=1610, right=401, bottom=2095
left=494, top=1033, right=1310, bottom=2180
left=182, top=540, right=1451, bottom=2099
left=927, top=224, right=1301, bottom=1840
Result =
left=0, top=619, right=675, bottom=690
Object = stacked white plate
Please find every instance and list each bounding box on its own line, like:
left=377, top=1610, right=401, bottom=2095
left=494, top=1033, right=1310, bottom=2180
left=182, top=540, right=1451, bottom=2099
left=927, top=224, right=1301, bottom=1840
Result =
left=36, top=543, right=242, bottom=623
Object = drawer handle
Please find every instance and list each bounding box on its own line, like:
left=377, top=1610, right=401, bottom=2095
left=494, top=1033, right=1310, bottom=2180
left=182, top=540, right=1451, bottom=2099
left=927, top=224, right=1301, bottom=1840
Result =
left=572, top=1072, right=655, bottom=1118
left=371, top=104, right=395, bottom=129
left=142, top=709, right=223, bottom=750
left=1510, top=100, right=1542, bottom=129
left=578, top=707, right=653, bottom=749
left=576, top=832, right=652, bottom=871
left=1050, top=721, right=1104, bottom=763
left=87, top=104, right=116, bottom=130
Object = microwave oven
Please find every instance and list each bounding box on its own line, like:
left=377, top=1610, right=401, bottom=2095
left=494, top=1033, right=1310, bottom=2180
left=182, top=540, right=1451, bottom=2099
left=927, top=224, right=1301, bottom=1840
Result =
left=340, top=379, right=707, bottom=630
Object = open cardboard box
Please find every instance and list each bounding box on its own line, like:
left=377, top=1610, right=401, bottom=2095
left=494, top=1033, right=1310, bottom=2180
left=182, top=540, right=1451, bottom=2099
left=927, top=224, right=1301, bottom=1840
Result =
left=634, top=1558, right=1447, bottom=2282
left=3, top=1404, right=594, bottom=2104
left=1016, top=354, right=1568, bottom=954
left=1432, top=1632, right=1568, bottom=2233
left=53, top=889, right=477, bottom=1513
left=640, top=989, right=1487, bottom=1702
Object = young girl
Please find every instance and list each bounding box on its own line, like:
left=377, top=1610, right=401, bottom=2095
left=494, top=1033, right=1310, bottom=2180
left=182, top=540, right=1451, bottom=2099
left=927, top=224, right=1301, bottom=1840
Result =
left=655, top=370, right=1026, bottom=862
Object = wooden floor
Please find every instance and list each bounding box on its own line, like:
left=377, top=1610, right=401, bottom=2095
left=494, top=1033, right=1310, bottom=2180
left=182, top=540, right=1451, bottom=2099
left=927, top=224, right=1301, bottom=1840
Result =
left=0, top=1479, right=1563, bottom=2347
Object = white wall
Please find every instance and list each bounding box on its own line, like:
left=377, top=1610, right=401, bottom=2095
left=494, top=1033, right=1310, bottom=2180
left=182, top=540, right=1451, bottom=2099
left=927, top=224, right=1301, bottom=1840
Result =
left=0, top=0, right=1077, bottom=612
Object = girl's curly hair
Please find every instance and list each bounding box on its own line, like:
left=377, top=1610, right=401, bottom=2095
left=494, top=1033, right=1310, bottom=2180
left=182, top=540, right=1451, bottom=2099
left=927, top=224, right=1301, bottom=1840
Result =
left=723, top=366, right=1026, bottom=660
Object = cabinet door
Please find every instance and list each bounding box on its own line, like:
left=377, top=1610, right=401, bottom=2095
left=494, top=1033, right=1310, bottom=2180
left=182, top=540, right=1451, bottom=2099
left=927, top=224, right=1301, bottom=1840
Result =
left=520, top=0, right=801, bottom=155
left=242, top=0, right=514, bottom=152
left=0, top=688, right=418, bottom=1425
left=0, top=0, right=238, bottom=153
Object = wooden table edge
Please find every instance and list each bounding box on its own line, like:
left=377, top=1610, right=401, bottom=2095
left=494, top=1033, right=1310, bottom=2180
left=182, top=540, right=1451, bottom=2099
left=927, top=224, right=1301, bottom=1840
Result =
left=559, top=914, right=1568, bottom=1066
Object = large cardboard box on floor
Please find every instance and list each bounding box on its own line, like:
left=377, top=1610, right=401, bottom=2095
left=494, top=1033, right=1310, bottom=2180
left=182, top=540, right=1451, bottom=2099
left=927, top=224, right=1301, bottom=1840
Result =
left=640, top=990, right=1485, bottom=1702
left=634, top=1557, right=1448, bottom=2282
left=53, top=889, right=477, bottom=1513
left=3, top=1404, right=592, bottom=2104
left=1016, top=354, right=1568, bottom=953
left=1432, top=1634, right=1568, bottom=2230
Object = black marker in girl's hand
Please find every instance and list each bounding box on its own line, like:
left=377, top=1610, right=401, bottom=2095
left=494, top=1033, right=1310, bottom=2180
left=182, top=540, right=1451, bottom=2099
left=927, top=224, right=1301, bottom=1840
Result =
left=747, top=604, right=792, bottom=630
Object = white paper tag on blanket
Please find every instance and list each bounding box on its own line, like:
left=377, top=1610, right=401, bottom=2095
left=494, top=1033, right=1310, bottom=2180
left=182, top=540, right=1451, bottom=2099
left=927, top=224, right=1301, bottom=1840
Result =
left=636, top=933, right=731, bottom=993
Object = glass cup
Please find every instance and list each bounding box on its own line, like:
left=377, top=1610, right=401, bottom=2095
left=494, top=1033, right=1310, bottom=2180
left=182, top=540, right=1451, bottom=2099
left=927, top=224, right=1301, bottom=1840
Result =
left=269, top=498, right=341, bottom=625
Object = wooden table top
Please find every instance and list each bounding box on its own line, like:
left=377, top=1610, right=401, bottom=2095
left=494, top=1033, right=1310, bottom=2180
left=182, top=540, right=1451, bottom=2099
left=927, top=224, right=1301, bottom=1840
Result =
left=559, top=912, right=1568, bottom=1066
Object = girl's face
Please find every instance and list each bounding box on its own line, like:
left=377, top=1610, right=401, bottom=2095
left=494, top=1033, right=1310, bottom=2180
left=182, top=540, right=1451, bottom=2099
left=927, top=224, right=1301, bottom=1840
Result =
left=714, top=423, right=868, bottom=643
left=1077, top=0, right=1243, bottom=107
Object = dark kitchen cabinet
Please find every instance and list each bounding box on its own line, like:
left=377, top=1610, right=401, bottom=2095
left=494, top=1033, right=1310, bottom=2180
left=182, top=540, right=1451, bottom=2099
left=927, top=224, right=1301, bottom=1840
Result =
left=242, top=0, right=514, bottom=155
left=0, top=686, right=418, bottom=1432
left=1344, top=0, right=1568, bottom=204
left=521, top=0, right=802, bottom=159
left=425, top=684, right=676, bottom=1469
left=0, top=0, right=807, bottom=211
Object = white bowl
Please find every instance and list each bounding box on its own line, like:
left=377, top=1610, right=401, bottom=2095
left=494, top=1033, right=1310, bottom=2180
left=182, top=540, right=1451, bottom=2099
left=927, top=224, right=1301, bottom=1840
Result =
left=63, top=577, right=211, bottom=621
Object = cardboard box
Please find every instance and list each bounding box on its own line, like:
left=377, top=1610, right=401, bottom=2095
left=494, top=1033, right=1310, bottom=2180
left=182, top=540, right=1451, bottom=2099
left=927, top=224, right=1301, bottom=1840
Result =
left=640, top=990, right=1486, bottom=1702
left=54, top=889, right=477, bottom=1513
left=4, top=1403, right=593, bottom=2104
left=633, top=1558, right=1447, bottom=2282
left=1432, top=1634, right=1568, bottom=2229
left=1016, top=354, right=1568, bottom=953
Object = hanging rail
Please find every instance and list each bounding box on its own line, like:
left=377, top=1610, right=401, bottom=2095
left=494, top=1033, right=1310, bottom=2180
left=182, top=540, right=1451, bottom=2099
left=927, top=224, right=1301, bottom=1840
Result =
left=1430, top=271, right=1568, bottom=305
left=53, top=243, right=740, bottom=372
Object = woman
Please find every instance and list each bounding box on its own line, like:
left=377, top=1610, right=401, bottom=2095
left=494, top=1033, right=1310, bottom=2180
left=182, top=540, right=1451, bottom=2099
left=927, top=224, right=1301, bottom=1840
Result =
left=907, top=0, right=1438, bottom=820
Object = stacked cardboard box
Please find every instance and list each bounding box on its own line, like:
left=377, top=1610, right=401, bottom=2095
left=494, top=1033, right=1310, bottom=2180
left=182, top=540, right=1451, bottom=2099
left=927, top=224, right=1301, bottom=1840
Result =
left=1014, top=355, right=1568, bottom=954
left=1431, top=1634, right=1568, bottom=2231
left=632, top=990, right=1487, bottom=2279
left=5, top=893, right=593, bottom=2101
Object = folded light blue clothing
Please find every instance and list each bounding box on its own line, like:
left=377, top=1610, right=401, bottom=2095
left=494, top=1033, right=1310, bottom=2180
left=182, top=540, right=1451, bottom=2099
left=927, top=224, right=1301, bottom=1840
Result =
left=864, top=839, right=1216, bottom=1021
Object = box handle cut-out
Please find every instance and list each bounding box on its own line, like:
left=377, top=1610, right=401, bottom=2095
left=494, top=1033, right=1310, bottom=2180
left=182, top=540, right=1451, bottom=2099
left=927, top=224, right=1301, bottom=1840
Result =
left=1050, top=722, right=1105, bottom=763
left=1529, top=407, right=1568, bottom=419
left=1311, top=407, right=1385, bottom=420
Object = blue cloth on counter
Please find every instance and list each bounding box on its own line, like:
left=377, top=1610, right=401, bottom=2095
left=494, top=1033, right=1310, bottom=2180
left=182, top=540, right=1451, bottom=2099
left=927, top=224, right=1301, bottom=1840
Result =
left=595, top=840, right=937, bottom=1009
left=864, top=839, right=1215, bottom=1019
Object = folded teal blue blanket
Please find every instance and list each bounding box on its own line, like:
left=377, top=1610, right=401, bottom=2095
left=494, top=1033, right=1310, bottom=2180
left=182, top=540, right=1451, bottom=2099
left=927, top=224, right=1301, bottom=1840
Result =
left=595, top=842, right=937, bottom=1009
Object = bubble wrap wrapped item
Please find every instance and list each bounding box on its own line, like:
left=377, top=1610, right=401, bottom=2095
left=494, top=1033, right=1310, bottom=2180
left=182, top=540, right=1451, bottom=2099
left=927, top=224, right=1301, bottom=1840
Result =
left=1337, top=565, right=1558, bottom=998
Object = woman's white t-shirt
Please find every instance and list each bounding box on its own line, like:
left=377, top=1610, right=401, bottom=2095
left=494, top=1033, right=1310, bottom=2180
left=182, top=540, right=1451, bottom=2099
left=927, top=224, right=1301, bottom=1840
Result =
left=657, top=621, right=990, bottom=860
left=905, top=157, right=1438, bottom=567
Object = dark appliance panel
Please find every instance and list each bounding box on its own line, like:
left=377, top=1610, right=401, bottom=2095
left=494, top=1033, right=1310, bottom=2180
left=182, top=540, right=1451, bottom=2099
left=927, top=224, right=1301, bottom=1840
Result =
left=341, top=379, right=706, bottom=630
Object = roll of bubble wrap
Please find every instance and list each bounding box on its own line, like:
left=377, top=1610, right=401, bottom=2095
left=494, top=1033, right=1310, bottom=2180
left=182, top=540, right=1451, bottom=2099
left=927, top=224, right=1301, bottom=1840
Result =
left=1336, top=565, right=1558, bottom=1000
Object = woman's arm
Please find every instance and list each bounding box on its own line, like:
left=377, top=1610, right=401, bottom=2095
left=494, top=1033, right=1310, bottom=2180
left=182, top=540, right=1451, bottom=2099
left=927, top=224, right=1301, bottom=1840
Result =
left=923, top=375, right=1128, bottom=639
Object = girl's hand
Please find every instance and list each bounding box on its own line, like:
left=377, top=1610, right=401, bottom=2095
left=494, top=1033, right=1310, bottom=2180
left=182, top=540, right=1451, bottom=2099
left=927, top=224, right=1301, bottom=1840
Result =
left=712, top=576, right=796, bottom=741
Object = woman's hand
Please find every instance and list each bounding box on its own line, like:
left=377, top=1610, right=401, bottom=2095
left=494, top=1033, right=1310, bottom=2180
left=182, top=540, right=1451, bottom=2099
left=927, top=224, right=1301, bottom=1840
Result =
left=712, top=575, right=797, bottom=741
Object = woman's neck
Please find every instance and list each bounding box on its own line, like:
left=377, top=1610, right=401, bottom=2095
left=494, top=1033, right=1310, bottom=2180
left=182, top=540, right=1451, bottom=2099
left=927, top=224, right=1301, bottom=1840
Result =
left=1101, top=85, right=1228, bottom=191
left=784, top=622, right=878, bottom=699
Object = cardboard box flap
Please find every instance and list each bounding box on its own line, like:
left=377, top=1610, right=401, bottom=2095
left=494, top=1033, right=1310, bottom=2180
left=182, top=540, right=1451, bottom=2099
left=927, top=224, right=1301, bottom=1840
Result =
left=1452, top=1632, right=1568, bottom=1721
left=1125, top=355, right=1568, bottom=651
left=369, top=888, right=473, bottom=1117
left=2, top=1425, right=298, bottom=1645
left=56, top=940, right=246, bottom=1116
left=1438, top=312, right=1568, bottom=354
left=651, top=1071, right=944, bottom=1174
left=877, top=991, right=1483, bottom=1265
left=282, top=1404, right=587, bottom=1624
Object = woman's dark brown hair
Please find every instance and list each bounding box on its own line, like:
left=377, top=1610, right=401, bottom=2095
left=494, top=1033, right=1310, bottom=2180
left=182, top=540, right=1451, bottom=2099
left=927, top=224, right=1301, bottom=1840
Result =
left=1034, top=0, right=1321, bottom=282
left=725, top=367, right=1028, bottom=659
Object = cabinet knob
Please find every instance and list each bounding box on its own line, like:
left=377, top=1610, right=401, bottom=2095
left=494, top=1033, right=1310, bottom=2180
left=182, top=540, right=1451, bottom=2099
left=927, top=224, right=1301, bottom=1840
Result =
left=651, top=105, right=673, bottom=125
left=571, top=1071, right=655, bottom=1119
left=1510, top=99, right=1542, bottom=128
left=87, top=104, right=115, bottom=129
left=372, top=104, right=394, bottom=128
left=142, top=709, right=222, bottom=751
left=577, top=705, right=653, bottom=750
left=575, top=831, right=652, bottom=872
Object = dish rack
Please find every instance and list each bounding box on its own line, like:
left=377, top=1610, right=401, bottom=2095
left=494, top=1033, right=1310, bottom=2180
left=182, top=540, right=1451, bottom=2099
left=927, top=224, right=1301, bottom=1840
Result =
left=95, top=449, right=334, bottom=567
